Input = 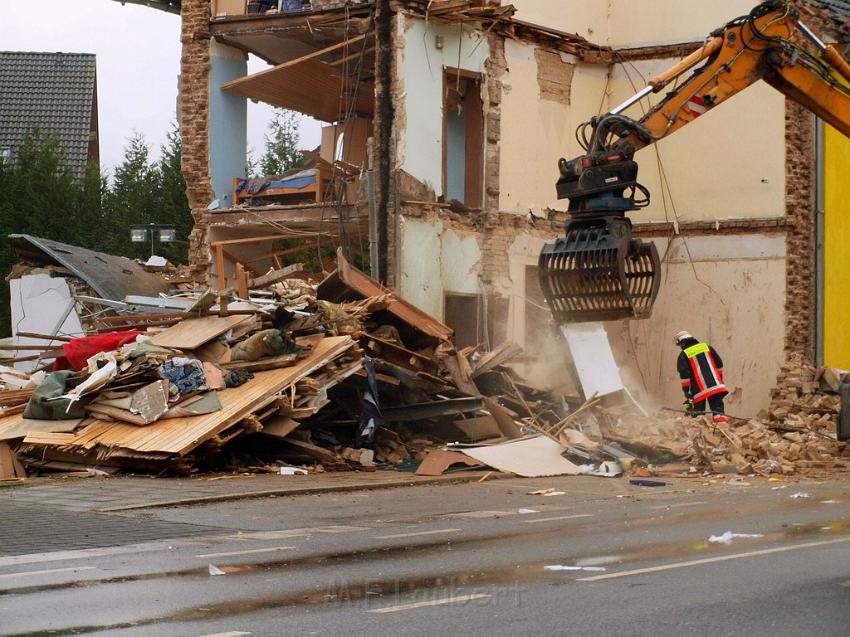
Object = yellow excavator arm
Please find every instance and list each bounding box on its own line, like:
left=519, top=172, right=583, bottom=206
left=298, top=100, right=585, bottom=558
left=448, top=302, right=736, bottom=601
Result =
left=540, top=0, right=850, bottom=325
left=617, top=2, right=850, bottom=153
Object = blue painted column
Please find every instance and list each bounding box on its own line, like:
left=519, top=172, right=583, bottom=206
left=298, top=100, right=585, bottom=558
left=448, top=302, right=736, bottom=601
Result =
left=209, top=41, right=247, bottom=208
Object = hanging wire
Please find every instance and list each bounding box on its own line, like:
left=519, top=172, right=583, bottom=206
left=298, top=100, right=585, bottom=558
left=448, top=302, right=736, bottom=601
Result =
left=315, top=6, right=375, bottom=271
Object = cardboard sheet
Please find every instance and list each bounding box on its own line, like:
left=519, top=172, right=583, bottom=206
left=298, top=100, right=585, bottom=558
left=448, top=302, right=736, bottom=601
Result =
left=461, top=435, right=581, bottom=477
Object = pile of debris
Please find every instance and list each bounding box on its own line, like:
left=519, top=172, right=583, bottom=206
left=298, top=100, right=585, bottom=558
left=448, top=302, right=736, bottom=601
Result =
left=580, top=356, right=850, bottom=477
left=1, top=236, right=848, bottom=482
left=0, top=248, right=575, bottom=478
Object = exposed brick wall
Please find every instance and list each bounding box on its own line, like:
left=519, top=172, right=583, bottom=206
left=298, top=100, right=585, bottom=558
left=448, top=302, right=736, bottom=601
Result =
left=180, top=0, right=215, bottom=277
left=535, top=48, right=575, bottom=105
left=483, top=34, right=505, bottom=213
left=782, top=98, right=818, bottom=363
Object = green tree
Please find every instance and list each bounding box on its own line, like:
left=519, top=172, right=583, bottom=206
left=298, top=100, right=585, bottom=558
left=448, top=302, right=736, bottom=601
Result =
left=260, top=109, right=305, bottom=176
left=102, top=128, right=192, bottom=263
left=0, top=128, right=106, bottom=336
left=153, top=124, right=192, bottom=264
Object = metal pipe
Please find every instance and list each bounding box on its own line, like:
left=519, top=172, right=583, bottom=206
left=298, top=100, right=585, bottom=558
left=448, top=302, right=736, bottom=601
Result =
left=609, top=86, right=653, bottom=115
left=796, top=20, right=827, bottom=52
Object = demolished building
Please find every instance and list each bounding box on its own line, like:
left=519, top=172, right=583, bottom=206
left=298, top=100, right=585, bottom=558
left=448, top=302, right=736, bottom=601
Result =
left=123, top=0, right=850, bottom=419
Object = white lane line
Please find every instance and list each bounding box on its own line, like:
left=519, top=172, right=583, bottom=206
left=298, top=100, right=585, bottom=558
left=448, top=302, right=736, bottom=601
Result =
left=196, top=546, right=296, bottom=559
left=578, top=536, right=850, bottom=582
left=0, top=538, right=210, bottom=568
left=523, top=514, right=594, bottom=524
left=0, top=566, right=97, bottom=580
left=368, top=593, right=491, bottom=614
left=194, top=632, right=251, bottom=637
left=374, top=528, right=461, bottom=540
left=237, top=525, right=369, bottom=541
left=649, top=501, right=708, bottom=510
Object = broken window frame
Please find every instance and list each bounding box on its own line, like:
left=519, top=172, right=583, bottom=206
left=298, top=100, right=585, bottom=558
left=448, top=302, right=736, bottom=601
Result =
left=442, top=67, right=484, bottom=208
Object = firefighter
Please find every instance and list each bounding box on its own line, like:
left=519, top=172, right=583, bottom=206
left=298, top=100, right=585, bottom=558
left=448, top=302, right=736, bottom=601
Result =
left=674, top=331, right=729, bottom=423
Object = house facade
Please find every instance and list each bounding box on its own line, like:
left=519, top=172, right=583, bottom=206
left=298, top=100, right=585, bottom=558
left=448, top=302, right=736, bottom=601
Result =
left=130, top=0, right=850, bottom=417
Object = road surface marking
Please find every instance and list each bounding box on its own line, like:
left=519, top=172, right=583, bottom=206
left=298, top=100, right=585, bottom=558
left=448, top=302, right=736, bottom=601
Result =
left=0, top=566, right=97, bottom=580
left=196, top=546, right=296, bottom=559
left=374, top=528, right=461, bottom=540
left=237, top=525, right=368, bottom=541
left=194, top=632, right=251, bottom=637
left=0, top=538, right=210, bottom=568
left=578, top=536, right=850, bottom=582
left=649, top=501, right=707, bottom=510
left=523, top=514, right=594, bottom=524
left=368, top=593, right=491, bottom=614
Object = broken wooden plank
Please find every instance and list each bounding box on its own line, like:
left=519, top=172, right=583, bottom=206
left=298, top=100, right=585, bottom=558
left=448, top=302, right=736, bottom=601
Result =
left=248, top=263, right=305, bottom=289
left=0, top=414, right=83, bottom=442
left=363, top=334, right=439, bottom=374
left=0, top=442, right=26, bottom=479
left=472, top=342, right=523, bottom=377
left=382, top=397, right=485, bottom=422
left=319, top=248, right=453, bottom=342
left=482, top=397, right=523, bottom=440
left=220, top=351, right=306, bottom=372
left=21, top=336, right=356, bottom=456
left=280, top=437, right=338, bottom=461
left=260, top=415, right=302, bottom=440
left=150, top=315, right=251, bottom=350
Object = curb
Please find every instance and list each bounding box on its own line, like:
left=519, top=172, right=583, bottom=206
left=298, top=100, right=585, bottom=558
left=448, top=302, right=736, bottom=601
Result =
left=96, top=471, right=507, bottom=512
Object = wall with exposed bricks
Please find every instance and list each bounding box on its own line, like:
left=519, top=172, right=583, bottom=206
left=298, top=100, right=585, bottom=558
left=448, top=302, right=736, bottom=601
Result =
left=180, top=0, right=215, bottom=277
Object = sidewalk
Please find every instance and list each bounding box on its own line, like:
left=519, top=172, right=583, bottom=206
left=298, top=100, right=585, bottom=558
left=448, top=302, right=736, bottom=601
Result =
left=0, top=469, right=498, bottom=512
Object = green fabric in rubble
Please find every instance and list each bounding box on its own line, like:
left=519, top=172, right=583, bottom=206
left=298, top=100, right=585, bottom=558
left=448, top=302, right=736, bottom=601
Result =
left=23, top=370, right=89, bottom=420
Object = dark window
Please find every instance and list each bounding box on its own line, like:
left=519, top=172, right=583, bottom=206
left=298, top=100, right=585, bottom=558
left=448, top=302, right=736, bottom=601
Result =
left=444, top=292, right=483, bottom=350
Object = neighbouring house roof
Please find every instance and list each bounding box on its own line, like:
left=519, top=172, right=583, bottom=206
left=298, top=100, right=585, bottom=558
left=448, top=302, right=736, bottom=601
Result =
left=0, top=51, right=98, bottom=174
left=8, top=235, right=173, bottom=302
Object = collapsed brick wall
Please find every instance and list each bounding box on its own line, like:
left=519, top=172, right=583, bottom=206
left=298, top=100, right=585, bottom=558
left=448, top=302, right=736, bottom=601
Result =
left=180, top=0, right=215, bottom=278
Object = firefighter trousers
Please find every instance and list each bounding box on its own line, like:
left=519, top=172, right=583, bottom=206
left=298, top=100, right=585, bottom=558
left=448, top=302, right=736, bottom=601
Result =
left=691, top=394, right=725, bottom=416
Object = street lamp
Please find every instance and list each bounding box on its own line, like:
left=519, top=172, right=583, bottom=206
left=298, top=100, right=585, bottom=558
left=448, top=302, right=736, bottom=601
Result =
left=130, top=223, right=176, bottom=257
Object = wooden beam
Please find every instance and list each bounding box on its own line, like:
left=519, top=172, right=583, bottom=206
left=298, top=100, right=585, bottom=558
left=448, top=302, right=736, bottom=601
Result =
left=222, top=34, right=370, bottom=91
left=235, top=262, right=249, bottom=299
left=329, top=46, right=376, bottom=66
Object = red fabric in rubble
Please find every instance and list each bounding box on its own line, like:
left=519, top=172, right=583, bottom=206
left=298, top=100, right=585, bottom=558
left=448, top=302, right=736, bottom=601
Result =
left=54, top=331, right=143, bottom=371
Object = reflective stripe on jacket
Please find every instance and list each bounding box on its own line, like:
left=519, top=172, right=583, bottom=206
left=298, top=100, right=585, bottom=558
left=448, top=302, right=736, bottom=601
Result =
left=677, top=342, right=727, bottom=402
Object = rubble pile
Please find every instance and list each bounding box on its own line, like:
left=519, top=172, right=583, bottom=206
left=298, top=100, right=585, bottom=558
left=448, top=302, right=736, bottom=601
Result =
left=589, top=386, right=849, bottom=477
left=0, top=250, right=573, bottom=479
left=765, top=351, right=841, bottom=426
left=1, top=237, right=847, bottom=482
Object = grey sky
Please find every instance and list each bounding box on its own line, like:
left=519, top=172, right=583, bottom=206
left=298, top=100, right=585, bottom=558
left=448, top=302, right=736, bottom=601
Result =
left=0, top=0, right=321, bottom=175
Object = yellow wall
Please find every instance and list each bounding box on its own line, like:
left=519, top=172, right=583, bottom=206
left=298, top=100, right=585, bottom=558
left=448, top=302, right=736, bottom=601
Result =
left=823, top=124, right=850, bottom=369
left=510, top=0, right=758, bottom=48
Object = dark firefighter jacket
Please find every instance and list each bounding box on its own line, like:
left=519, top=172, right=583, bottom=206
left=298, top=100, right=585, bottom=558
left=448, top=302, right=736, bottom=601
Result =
left=677, top=339, right=727, bottom=402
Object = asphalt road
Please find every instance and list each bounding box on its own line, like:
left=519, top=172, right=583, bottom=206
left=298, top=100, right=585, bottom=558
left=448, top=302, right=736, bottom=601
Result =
left=1, top=474, right=849, bottom=636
